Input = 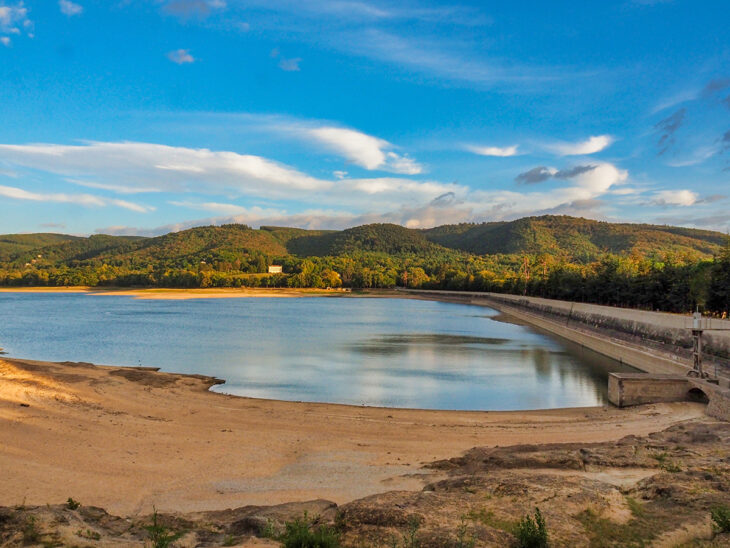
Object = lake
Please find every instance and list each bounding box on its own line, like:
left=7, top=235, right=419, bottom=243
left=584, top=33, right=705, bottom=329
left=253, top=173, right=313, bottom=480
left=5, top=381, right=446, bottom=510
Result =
left=0, top=292, right=636, bottom=410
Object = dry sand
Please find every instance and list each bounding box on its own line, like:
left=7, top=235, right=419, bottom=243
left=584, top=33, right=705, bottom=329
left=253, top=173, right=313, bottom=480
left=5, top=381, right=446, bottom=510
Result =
left=0, top=357, right=706, bottom=517
left=0, top=287, right=358, bottom=300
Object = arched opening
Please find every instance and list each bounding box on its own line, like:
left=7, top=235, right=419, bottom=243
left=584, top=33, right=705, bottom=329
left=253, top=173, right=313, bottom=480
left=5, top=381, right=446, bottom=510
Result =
left=686, top=387, right=709, bottom=404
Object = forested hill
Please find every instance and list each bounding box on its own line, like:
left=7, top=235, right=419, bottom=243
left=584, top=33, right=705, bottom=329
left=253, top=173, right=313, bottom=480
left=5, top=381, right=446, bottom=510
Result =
left=421, top=216, right=725, bottom=260
left=2, top=215, right=729, bottom=315
left=0, top=216, right=724, bottom=267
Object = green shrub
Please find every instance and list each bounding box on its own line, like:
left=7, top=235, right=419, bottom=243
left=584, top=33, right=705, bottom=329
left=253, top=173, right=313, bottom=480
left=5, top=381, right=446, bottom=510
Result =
left=280, top=515, right=340, bottom=548
left=514, top=508, right=548, bottom=548
left=711, top=505, right=730, bottom=533
left=66, top=497, right=80, bottom=510
left=144, top=508, right=184, bottom=548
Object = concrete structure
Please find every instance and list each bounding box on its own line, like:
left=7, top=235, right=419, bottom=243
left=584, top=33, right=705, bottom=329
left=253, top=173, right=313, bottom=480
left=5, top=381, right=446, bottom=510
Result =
left=401, top=289, right=730, bottom=378
left=399, top=289, right=730, bottom=421
left=267, top=265, right=283, bottom=274
left=608, top=373, right=730, bottom=421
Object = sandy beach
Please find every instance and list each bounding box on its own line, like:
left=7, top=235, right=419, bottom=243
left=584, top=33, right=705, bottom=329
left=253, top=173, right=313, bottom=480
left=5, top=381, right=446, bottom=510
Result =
left=0, top=287, right=358, bottom=300
left=0, top=356, right=706, bottom=517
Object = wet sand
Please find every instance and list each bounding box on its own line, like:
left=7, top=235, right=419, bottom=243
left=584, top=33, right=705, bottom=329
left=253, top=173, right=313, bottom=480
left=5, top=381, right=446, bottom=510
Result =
left=0, top=357, right=705, bottom=516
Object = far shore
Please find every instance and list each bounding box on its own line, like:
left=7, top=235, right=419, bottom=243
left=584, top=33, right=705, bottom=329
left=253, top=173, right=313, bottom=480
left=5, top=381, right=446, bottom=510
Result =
left=0, top=356, right=707, bottom=516
left=0, top=286, right=385, bottom=300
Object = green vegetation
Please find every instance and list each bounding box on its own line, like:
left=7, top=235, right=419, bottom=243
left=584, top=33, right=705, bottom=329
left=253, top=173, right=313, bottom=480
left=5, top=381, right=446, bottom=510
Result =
left=1, top=216, right=729, bottom=315
left=277, top=514, right=341, bottom=548
left=711, top=505, right=730, bottom=533
left=65, top=497, right=80, bottom=510
left=514, top=508, right=548, bottom=548
left=144, top=508, right=184, bottom=548
left=21, top=515, right=40, bottom=544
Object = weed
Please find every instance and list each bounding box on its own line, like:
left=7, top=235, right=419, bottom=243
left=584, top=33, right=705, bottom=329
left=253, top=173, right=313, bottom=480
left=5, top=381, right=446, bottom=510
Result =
left=76, top=528, right=101, bottom=540
left=144, top=508, right=184, bottom=548
left=660, top=460, right=682, bottom=473
left=455, top=517, right=476, bottom=548
left=711, top=505, right=730, bottom=533
left=260, top=518, right=279, bottom=539
left=279, top=514, right=340, bottom=548
left=514, top=508, right=548, bottom=548
left=401, top=515, right=421, bottom=548
left=625, top=497, right=645, bottom=518
left=651, top=452, right=668, bottom=464
left=66, top=498, right=81, bottom=510
left=222, top=533, right=237, bottom=546
left=467, top=508, right=516, bottom=533
left=22, top=515, right=41, bottom=544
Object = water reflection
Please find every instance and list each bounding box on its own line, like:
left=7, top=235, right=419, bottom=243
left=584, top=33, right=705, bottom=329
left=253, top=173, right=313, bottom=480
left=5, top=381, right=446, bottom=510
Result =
left=0, top=293, right=636, bottom=410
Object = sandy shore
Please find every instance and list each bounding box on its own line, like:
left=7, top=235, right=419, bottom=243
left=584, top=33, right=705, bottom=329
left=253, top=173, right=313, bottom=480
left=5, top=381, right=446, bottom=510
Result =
left=0, top=287, right=359, bottom=300
left=0, top=357, right=706, bottom=517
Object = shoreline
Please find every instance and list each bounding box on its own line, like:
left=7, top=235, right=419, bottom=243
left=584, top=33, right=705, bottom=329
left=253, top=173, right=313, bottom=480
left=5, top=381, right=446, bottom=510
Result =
left=0, top=286, right=364, bottom=299
left=0, top=356, right=708, bottom=516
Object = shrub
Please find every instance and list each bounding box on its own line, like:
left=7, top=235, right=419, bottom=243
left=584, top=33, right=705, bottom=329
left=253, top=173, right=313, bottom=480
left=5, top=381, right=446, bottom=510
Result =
left=144, top=508, right=184, bottom=548
left=712, top=505, right=730, bottom=533
left=279, top=515, right=340, bottom=548
left=514, top=508, right=548, bottom=548
left=66, top=497, right=81, bottom=510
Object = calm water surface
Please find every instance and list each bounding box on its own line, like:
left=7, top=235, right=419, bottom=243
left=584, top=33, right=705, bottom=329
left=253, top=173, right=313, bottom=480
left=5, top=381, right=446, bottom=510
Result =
left=0, top=293, right=636, bottom=410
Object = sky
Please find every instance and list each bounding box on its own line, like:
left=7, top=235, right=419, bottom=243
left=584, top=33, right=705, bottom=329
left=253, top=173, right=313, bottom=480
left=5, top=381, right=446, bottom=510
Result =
left=0, top=0, right=729, bottom=236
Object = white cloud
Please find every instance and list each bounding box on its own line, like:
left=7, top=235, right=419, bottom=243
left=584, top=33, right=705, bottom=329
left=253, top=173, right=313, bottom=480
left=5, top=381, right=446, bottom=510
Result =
left=0, top=184, right=154, bottom=211
left=0, top=36, right=9, bottom=46
left=278, top=57, right=301, bottom=71
left=546, top=135, right=614, bottom=156
left=0, top=141, right=332, bottom=199
left=58, top=0, right=83, bottom=16
left=651, top=189, right=698, bottom=206
left=307, top=126, right=423, bottom=174
left=167, top=49, right=195, bottom=64
left=170, top=201, right=284, bottom=217
left=0, top=1, right=31, bottom=37
left=466, top=144, right=519, bottom=157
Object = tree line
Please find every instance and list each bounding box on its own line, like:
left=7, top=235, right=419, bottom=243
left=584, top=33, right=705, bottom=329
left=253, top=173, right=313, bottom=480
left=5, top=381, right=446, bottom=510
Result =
left=1, top=239, right=728, bottom=315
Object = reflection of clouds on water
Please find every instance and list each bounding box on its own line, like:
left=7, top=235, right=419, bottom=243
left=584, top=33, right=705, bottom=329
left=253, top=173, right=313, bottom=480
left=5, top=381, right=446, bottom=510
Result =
left=0, top=293, right=636, bottom=410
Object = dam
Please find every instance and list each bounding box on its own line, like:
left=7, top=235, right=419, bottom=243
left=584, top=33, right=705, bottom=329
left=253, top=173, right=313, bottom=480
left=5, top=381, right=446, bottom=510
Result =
left=403, top=289, right=730, bottom=421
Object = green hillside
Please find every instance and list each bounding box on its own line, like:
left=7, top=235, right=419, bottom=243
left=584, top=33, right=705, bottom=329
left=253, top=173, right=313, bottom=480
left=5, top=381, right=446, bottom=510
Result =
left=1, top=216, right=728, bottom=314
left=0, top=233, right=82, bottom=262
left=422, top=216, right=724, bottom=260
left=286, top=223, right=442, bottom=256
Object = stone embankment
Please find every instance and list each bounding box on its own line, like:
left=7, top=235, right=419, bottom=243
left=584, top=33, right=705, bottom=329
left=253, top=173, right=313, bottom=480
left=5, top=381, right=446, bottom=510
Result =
left=401, top=289, right=730, bottom=421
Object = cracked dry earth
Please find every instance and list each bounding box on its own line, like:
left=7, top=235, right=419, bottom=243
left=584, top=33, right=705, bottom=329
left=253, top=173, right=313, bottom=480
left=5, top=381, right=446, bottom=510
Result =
left=1, top=420, right=729, bottom=547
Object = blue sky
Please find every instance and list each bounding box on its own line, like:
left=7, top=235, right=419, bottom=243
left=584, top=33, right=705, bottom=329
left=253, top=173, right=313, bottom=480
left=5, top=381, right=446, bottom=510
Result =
left=0, top=0, right=729, bottom=236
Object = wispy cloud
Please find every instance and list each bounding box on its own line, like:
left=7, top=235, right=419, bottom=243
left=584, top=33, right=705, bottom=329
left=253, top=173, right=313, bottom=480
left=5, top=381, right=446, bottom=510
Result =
left=0, top=35, right=9, bottom=46
left=0, top=184, right=155, bottom=211
left=466, top=144, right=519, bottom=157
left=160, top=0, right=226, bottom=20
left=58, top=0, right=83, bottom=16
left=167, top=49, right=195, bottom=64
left=339, top=29, right=565, bottom=90
left=655, top=108, right=685, bottom=155
left=278, top=57, right=301, bottom=71
left=0, top=141, right=332, bottom=199
left=306, top=126, right=423, bottom=174
left=545, top=135, right=614, bottom=156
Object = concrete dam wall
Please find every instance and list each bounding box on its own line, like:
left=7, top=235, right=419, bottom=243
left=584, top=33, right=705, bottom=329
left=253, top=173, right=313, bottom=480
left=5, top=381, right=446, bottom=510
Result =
left=401, top=289, right=730, bottom=421
left=403, top=289, right=730, bottom=376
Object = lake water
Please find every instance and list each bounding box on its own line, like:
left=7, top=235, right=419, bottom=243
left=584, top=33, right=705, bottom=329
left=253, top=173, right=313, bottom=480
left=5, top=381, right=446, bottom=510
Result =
left=0, top=292, right=636, bottom=410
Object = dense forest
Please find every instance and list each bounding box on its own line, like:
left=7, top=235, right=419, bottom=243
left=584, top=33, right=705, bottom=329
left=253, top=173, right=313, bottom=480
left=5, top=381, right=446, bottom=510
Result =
left=1, top=215, right=728, bottom=315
